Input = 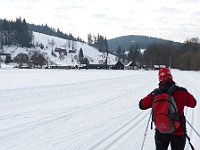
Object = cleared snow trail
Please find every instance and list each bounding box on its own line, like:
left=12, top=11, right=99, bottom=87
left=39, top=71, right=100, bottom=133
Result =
left=0, top=69, right=199, bottom=150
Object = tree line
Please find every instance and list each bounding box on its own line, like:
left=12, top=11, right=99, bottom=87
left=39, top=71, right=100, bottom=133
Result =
left=0, top=17, right=32, bottom=47
left=116, top=37, right=200, bottom=70
left=87, top=33, right=109, bottom=65
left=87, top=33, right=109, bottom=53
left=0, top=18, right=85, bottom=48
left=28, top=23, right=84, bottom=43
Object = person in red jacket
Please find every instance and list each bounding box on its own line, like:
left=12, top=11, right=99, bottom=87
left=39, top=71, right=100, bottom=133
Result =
left=139, top=68, right=196, bottom=150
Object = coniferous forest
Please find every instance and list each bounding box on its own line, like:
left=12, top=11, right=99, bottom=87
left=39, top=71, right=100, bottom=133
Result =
left=0, top=18, right=32, bottom=47
left=27, top=23, right=84, bottom=43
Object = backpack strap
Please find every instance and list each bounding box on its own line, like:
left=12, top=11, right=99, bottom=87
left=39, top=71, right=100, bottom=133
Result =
left=167, top=84, right=177, bottom=95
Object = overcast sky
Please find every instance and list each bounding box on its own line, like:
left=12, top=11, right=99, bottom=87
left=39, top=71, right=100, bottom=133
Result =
left=0, top=0, right=200, bottom=42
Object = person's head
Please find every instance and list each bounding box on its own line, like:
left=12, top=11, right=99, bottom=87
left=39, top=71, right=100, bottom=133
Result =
left=158, top=68, right=173, bottom=82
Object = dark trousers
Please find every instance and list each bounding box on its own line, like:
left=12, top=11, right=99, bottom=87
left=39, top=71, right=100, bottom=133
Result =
left=155, top=130, right=186, bottom=150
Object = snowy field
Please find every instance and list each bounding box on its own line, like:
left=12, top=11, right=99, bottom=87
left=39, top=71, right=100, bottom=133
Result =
left=0, top=68, right=199, bottom=150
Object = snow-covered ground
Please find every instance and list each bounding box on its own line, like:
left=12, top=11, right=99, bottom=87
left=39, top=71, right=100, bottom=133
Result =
left=0, top=68, right=199, bottom=150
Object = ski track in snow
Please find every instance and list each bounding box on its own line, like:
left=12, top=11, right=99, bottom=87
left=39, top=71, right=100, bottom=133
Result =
left=0, top=69, right=199, bottom=150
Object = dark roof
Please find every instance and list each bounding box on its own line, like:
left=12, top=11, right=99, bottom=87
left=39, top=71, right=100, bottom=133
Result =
left=0, top=53, right=11, bottom=56
left=114, top=61, right=124, bottom=67
left=111, top=61, right=124, bottom=69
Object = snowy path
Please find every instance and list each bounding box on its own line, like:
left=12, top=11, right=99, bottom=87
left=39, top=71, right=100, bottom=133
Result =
left=0, top=69, right=199, bottom=150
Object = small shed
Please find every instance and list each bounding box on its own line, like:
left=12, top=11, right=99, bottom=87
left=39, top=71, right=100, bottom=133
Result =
left=111, top=61, right=124, bottom=70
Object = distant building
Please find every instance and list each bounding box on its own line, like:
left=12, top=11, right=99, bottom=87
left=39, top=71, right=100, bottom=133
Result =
left=111, top=61, right=124, bottom=70
left=85, top=64, right=108, bottom=69
left=54, top=48, right=67, bottom=53
left=125, top=61, right=138, bottom=70
left=68, top=49, right=77, bottom=53
left=54, top=48, right=67, bottom=56
left=153, top=65, right=166, bottom=70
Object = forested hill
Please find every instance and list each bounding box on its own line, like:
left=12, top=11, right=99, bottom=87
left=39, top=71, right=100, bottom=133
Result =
left=27, top=23, right=84, bottom=43
left=108, top=35, right=181, bottom=52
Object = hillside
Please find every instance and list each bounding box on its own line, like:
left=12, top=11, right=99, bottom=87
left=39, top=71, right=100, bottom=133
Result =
left=1, top=32, right=117, bottom=67
left=27, top=22, right=179, bottom=54
left=27, top=22, right=180, bottom=54
left=108, top=35, right=181, bottom=52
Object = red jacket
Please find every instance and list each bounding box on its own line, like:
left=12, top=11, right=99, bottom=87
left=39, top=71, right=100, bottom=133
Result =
left=139, top=80, right=197, bottom=135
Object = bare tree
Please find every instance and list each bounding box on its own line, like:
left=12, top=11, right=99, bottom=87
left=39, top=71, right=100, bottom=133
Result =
left=14, top=53, right=29, bottom=66
left=30, top=51, right=46, bottom=68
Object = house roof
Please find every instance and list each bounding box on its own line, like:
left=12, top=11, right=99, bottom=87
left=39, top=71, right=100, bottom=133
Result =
left=114, top=61, right=124, bottom=67
left=125, top=61, right=136, bottom=67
